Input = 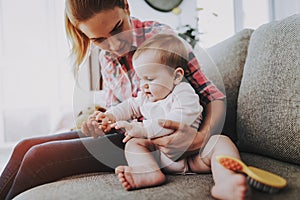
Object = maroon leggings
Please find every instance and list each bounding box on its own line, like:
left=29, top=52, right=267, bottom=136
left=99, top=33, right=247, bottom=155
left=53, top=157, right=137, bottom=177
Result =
left=0, top=130, right=126, bottom=200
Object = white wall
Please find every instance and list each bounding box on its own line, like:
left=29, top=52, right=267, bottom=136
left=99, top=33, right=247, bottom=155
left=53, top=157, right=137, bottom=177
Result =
left=273, top=0, right=300, bottom=20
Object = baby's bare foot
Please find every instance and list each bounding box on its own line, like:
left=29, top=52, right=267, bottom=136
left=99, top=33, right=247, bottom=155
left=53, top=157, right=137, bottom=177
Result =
left=211, top=173, right=249, bottom=200
left=115, top=165, right=166, bottom=190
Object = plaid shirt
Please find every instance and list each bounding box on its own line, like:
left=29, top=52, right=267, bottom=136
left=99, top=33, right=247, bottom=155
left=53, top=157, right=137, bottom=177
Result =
left=100, top=18, right=225, bottom=108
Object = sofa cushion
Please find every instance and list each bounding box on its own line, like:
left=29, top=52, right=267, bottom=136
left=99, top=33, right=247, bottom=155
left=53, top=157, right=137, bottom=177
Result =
left=196, top=29, right=253, bottom=141
left=241, top=153, right=300, bottom=199
left=14, top=153, right=300, bottom=200
left=237, top=14, right=300, bottom=165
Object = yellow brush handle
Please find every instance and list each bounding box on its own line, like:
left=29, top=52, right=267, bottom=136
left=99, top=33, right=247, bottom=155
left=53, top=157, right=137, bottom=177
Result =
left=216, top=155, right=287, bottom=189
left=247, top=166, right=287, bottom=188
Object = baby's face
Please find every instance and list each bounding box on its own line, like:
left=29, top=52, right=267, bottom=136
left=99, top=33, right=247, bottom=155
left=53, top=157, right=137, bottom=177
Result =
left=133, top=51, right=175, bottom=102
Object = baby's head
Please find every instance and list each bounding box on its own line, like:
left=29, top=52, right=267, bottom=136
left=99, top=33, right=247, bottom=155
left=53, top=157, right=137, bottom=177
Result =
left=132, top=34, right=189, bottom=102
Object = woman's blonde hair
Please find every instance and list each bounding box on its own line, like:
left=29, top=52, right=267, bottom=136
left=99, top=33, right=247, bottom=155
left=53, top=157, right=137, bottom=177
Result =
left=65, top=0, right=126, bottom=74
left=133, top=34, right=189, bottom=72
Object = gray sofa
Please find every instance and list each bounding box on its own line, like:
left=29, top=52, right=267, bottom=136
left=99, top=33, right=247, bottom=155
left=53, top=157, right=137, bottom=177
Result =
left=15, top=14, right=300, bottom=200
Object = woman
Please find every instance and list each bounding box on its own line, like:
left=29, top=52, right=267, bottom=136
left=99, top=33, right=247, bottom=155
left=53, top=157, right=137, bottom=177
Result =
left=0, top=0, right=225, bottom=199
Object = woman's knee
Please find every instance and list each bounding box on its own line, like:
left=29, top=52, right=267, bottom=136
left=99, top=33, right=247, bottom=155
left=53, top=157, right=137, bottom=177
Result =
left=12, top=138, right=42, bottom=159
left=21, top=144, right=49, bottom=169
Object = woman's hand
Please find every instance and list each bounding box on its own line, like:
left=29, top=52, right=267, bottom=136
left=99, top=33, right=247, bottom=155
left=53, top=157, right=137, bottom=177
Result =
left=151, top=120, right=207, bottom=160
left=81, top=111, right=105, bottom=138
left=152, top=100, right=226, bottom=160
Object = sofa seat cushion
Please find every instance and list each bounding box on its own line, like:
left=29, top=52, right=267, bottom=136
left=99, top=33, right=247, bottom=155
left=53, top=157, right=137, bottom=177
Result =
left=15, top=153, right=300, bottom=200
left=237, top=14, right=300, bottom=164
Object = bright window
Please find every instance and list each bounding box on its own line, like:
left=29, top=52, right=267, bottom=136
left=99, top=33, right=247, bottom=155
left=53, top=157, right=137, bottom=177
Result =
left=0, top=0, right=74, bottom=145
left=241, top=0, right=270, bottom=30
left=197, top=0, right=271, bottom=48
left=197, top=0, right=235, bottom=48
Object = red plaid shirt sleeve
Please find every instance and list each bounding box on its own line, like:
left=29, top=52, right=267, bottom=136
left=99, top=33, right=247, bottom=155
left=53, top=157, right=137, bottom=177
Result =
left=185, top=52, right=225, bottom=106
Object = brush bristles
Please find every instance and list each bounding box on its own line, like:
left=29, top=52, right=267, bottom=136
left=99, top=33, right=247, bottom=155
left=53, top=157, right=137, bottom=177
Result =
left=247, top=177, right=280, bottom=194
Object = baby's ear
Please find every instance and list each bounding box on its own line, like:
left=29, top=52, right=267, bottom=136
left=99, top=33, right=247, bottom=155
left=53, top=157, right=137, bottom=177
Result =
left=173, top=67, right=184, bottom=85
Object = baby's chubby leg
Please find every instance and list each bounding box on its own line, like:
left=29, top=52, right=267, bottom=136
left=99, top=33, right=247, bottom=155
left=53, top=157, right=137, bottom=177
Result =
left=115, top=138, right=165, bottom=190
left=188, top=135, right=249, bottom=200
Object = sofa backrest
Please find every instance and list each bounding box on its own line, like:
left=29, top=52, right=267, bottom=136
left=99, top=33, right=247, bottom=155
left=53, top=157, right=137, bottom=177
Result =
left=236, top=14, right=300, bottom=165
left=196, top=29, right=253, bottom=141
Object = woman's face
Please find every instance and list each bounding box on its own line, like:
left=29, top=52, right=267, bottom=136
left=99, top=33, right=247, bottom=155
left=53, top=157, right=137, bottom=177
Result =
left=78, top=7, right=133, bottom=57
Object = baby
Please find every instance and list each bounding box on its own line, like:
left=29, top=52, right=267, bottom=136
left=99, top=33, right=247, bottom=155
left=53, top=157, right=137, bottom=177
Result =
left=97, top=34, right=248, bottom=200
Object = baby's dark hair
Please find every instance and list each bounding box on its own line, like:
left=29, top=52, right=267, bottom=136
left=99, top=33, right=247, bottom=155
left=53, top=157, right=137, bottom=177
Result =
left=133, top=34, right=189, bottom=72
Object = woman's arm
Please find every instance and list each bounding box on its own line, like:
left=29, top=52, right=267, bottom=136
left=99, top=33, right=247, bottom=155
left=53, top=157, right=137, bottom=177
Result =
left=151, top=99, right=226, bottom=160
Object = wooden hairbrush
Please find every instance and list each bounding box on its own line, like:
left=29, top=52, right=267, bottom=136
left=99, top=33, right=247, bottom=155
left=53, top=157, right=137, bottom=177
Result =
left=216, top=155, right=287, bottom=193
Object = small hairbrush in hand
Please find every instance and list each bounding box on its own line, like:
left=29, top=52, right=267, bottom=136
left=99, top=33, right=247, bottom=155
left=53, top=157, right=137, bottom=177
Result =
left=216, top=155, right=287, bottom=193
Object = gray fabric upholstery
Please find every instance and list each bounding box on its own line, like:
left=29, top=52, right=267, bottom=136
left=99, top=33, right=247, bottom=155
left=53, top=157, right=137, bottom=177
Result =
left=237, top=14, right=300, bottom=165
left=198, top=29, right=254, bottom=141
left=15, top=153, right=300, bottom=200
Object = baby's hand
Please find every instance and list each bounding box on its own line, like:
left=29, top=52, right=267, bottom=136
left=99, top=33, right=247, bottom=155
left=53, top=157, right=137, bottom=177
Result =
left=96, top=112, right=115, bottom=133
left=112, top=121, right=133, bottom=143
left=123, top=135, right=132, bottom=143
left=113, top=121, right=133, bottom=130
left=113, top=121, right=146, bottom=143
